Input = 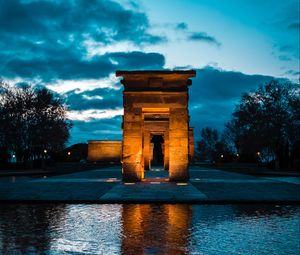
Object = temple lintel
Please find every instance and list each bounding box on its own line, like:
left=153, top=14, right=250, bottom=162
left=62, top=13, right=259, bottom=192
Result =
left=116, top=70, right=196, bottom=77
left=117, top=70, right=196, bottom=92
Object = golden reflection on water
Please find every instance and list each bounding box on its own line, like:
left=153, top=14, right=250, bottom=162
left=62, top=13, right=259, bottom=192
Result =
left=121, top=204, right=191, bottom=254
left=0, top=204, right=299, bottom=254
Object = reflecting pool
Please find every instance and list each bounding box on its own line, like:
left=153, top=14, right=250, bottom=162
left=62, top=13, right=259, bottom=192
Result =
left=0, top=204, right=299, bottom=254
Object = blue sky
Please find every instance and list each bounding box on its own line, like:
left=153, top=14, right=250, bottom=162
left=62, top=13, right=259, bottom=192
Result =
left=0, top=0, right=299, bottom=144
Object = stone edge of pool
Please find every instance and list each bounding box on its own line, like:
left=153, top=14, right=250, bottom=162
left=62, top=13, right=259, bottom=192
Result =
left=1, top=166, right=299, bottom=204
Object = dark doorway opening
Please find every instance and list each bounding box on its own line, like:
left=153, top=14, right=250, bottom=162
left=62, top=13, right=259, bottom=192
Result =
left=144, top=134, right=168, bottom=181
left=151, top=135, right=164, bottom=168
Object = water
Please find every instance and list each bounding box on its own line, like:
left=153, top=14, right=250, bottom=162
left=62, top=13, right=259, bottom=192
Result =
left=0, top=204, right=299, bottom=254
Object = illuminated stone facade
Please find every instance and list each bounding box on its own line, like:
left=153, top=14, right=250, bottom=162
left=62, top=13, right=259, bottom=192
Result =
left=189, top=127, right=195, bottom=163
left=87, top=140, right=122, bottom=162
left=116, top=70, right=196, bottom=182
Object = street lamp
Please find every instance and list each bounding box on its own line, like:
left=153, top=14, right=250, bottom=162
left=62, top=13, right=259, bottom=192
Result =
left=44, top=149, right=47, bottom=154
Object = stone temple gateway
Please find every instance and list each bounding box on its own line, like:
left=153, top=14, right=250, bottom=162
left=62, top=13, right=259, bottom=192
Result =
left=116, top=70, right=196, bottom=182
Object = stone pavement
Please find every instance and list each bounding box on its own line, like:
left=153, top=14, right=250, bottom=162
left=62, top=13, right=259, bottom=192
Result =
left=0, top=166, right=299, bottom=203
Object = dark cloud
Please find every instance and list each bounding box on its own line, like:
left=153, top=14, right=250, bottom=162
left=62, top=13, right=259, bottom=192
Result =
left=287, top=22, right=300, bottom=30
left=2, top=51, right=165, bottom=81
left=173, top=22, right=220, bottom=47
left=189, top=67, right=273, bottom=102
left=274, top=41, right=299, bottom=60
left=278, top=55, right=292, bottom=61
left=0, top=0, right=166, bottom=81
left=176, top=22, right=188, bottom=30
left=107, top=52, right=165, bottom=70
left=189, top=67, right=274, bottom=135
left=0, top=0, right=165, bottom=45
left=64, top=87, right=122, bottom=111
left=188, top=32, right=221, bottom=47
left=283, top=70, right=300, bottom=76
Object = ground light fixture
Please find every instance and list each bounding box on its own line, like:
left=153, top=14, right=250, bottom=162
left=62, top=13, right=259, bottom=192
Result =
left=176, top=183, right=188, bottom=186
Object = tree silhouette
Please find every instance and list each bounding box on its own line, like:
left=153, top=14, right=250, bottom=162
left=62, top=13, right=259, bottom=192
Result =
left=0, top=80, right=72, bottom=165
left=225, top=80, right=300, bottom=168
left=196, top=127, right=219, bottom=161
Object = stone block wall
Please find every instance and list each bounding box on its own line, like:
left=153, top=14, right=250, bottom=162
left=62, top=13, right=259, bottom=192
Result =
left=87, top=140, right=122, bottom=162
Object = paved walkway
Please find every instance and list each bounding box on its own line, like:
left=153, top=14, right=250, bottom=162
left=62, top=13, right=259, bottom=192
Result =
left=0, top=166, right=299, bottom=203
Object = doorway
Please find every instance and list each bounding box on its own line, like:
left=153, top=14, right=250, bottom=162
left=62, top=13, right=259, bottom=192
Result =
left=151, top=135, right=164, bottom=168
left=144, top=134, right=168, bottom=181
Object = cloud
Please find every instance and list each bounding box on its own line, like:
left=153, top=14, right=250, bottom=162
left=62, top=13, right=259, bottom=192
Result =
left=2, top=51, right=165, bottom=81
left=0, top=0, right=164, bottom=45
left=283, top=70, right=300, bottom=76
left=278, top=55, right=292, bottom=61
left=189, top=66, right=273, bottom=102
left=274, top=43, right=299, bottom=60
left=176, top=22, right=188, bottom=30
left=67, top=108, right=123, bottom=121
left=64, top=87, right=123, bottom=111
left=46, top=74, right=121, bottom=94
left=0, top=0, right=166, bottom=82
left=189, top=66, right=275, bottom=135
left=287, top=22, right=300, bottom=30
left=188, top=32, right=221, bottom=47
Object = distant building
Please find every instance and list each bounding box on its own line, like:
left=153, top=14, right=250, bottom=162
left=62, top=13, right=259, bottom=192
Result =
left=88, top=140, right=122, bottom=163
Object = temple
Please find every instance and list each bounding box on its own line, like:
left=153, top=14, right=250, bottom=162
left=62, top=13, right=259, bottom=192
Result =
left=87, top=70, right=196, bottom=182
left=117, top=70, right=196, bottom=181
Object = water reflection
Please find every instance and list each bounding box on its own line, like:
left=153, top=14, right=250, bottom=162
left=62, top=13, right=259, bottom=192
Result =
left=121, top=204, right=191, bottom=254
left=0, top=204, right=66, bottom=254
left=0, top=204, right=299, bottom=254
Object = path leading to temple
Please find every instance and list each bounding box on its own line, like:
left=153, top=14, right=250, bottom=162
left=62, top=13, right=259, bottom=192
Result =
left=0, top=166, right=299, bottom=202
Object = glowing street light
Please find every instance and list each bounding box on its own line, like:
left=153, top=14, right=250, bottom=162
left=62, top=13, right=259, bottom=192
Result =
left=236, top=153, right=239, bottom=157
left=221, top=154, right=224, bottom=158
left=257, top=151, right=261, bottom=156
left=44, top=149, right=47, bottom=154
left=67, top=151, right=71, bottom=156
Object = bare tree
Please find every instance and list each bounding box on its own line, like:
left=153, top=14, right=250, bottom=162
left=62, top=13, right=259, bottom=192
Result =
left=0, top=80, right=72, bottom=164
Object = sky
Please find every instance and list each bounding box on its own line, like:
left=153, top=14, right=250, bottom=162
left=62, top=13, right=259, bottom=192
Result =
left=0, top=0, right=299, bottom=144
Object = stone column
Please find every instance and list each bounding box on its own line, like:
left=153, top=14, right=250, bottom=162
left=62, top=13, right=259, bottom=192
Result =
left=189, top=128, right=195, bottom=163
left=164, top=130, right=169, bottom=170
left=169, top=107, right=189, bottom=181
left=143, top=130, right=150, bottom=170
left=122, top=107, right=143, bottom=181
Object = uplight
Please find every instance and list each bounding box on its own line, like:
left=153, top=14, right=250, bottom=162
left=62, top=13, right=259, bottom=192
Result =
left=176, top=183, right=188, bottom=186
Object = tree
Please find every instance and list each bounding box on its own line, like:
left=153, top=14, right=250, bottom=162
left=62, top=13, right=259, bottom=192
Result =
left=0, top=80, right=72, bottom=164
left=196, top=127, right=219, bottom=161
left=225, top=80, right=300, bottom=168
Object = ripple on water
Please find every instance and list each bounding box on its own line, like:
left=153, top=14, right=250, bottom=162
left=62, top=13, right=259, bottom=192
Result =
left=0, top=204, right=299, bottom=254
